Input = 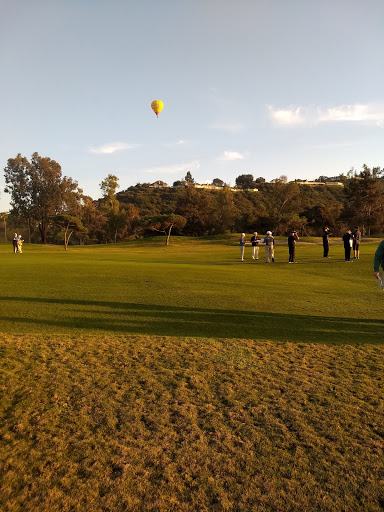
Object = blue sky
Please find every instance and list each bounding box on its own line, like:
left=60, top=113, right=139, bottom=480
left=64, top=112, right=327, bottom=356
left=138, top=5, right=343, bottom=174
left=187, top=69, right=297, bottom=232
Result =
left=1, top=0, right=383, bottom=210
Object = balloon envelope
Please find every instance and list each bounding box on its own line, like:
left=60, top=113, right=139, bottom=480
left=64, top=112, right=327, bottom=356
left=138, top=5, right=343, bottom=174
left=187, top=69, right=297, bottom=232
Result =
left=151, top=100, right=163, bottom=117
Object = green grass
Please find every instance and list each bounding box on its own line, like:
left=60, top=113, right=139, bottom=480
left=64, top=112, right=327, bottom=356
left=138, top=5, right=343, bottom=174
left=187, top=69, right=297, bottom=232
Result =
left=0, top=237, right=383, bottom=342
left=1, top=237, right=384, bottom=511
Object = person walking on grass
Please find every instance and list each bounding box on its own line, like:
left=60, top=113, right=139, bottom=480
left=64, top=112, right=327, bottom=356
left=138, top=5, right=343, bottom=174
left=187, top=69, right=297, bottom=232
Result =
left=342, top=229, right=353, bottom=262
left=264, top=231, right=275, bottom=263
left=251, top=232, right=260, bottom=260
left=322, top=226, right=331, bottom=257
left=288, top=230, right=299, bottom=263
left=12, top=233, right=19, bottom=253
left=353, top=226, right=361, bottom=259
left=239, top=233, right=247, bottom=262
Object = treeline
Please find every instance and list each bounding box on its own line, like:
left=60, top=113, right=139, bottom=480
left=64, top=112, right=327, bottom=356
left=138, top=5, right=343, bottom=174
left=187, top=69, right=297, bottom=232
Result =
left=1, top=153, right=384, bottom=246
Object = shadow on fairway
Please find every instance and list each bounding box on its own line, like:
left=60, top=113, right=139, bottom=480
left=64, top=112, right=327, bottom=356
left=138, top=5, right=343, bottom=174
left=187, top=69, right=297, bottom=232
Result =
left=0, top=296, right=383, bottom=343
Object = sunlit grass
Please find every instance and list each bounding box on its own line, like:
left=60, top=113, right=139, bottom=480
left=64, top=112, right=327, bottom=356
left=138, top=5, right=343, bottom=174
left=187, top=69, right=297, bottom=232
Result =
left=1, top=335, right=384, bottom=511
left=1, top=237, right=384, bottom=511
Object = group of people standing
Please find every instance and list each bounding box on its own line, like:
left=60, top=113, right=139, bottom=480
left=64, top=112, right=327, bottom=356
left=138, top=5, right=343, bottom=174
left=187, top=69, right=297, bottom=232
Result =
left=239, top=231, right=276, bottom=263
left=12, top=233, right=24, bottom=254
left=239, top=230, right=299, bottom=264
left=322, top=226, right=361, bottom=262
left=240, top=226, right=362, bottom=264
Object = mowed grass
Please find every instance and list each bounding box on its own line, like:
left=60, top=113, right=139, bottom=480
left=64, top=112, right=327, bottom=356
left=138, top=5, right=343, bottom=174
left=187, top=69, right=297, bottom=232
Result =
left=1, top=238, right=384, bottom=511
left=0, top=237, right=383, bottom=342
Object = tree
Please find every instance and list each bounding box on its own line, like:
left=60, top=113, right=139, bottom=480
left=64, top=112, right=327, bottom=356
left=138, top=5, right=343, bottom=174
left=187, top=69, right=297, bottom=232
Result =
left=79, top=195, right=107, bottom=244
left=210, top=187, right=236, bottom=233
left=212, top=178, right=225, bottom=187
left=0, top=212, right=8, bottom=242
left=142, top=214, right=186, bottom=245
left=235, top=174, right=255, bottom=189
left=260, top=181, right=302, bottom=234
left=48, top=214, right=87, bottom=250
left=343, top=165, right=384, bottom=235
left=100, top=174, right=120, bottom=213
left=4, top=153, right=82, bottom=243
left=184, top=171, right=194, bottom=184
left=99, top=174, right=124, bottom=242
left=255, top=177, right=266, bottom=183
left=175, top=188, right=215, bottom=235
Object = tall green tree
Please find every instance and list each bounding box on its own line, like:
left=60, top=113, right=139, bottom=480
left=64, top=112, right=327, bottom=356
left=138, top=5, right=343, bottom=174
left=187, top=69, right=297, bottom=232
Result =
left=0, top=212, right=9, bottom=242
left=4, top=153, right=82, bottom=243
left=343, top=165, right=384, bottom=235
left=100, top=174, right=120, bottom=214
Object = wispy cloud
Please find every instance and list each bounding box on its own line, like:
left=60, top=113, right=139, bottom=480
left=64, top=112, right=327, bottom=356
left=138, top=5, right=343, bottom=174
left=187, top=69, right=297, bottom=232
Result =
left=319, top=104, right=384, bottom=124
left=210, top=121, right=245, bottom=133
left=89, top=142, right=140, bottom=154
left=145, top=160, right=200, bottom=175
left=164, top=139, right=190, bottom=148
left=217, top=151, right=245, bottom=161
left=269, top=103, right=384, bottom=127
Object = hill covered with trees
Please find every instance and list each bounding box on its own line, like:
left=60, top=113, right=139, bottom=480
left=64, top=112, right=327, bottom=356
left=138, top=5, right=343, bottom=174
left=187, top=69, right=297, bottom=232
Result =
left=2, top=154, right=383, bottom=245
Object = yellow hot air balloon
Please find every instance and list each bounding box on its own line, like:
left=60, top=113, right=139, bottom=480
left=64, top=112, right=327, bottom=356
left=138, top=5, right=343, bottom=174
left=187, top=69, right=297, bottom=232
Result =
left=151, top=100, right=163, bottom=117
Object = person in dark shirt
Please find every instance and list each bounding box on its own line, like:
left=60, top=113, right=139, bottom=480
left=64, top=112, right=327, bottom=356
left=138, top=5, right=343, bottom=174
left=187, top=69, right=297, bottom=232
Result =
left=342, top=229, right=353, bottom=262
left=12, top=233, right=19, bottom=254
left=374, top=239, right=384, bottom=289
left=353, top=226, right=361, bottom=259
left=322, top=226, right=331, bottom=257
left=288, top=230, right=299, bottom=263
left=250, top=232, right=260, bottom=260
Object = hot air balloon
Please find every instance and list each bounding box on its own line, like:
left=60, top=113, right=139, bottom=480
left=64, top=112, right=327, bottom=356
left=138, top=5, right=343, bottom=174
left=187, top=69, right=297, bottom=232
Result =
left=151, top=100, right=163, bottom=118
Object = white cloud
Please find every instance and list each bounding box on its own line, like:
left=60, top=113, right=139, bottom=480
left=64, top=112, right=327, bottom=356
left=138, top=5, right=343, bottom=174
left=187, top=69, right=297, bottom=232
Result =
left=210, top=121, right=245, bottom=133
left=145, top=160, right=200, bottom=175
left=318, top=104, right=384, bottom=124
left=268, top=106, right=305, bottom=126
left=89, top=142, right=140, bottom=154
left=269, top=103, right=384, bottom=127
left=217, top=151, right=245, bottom=161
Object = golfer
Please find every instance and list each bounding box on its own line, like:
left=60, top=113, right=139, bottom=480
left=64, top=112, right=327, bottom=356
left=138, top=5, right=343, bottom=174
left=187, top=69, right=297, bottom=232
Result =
left=250, top=232, right=260, bottom=260
left=322, top=226, right=331, bottom=258
left=342, top=229, right=353, bottom=262
left=288, top=230, right=299, bottom=263
left=353, top=226, right=361, bottom=259
left=264, top=231, right=275, bottom=263
left=239, top=233, right=247, bottom=262
left=12, top=233, right=19, bottom=253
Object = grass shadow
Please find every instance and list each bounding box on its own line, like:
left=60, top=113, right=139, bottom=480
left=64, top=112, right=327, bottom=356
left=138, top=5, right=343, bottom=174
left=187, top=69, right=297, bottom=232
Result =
left=0, top=296, right=383, bottom=343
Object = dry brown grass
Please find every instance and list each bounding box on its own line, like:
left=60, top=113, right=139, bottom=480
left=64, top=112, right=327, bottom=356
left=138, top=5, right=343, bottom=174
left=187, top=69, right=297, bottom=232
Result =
left=1, top=335, right=384, bottom=511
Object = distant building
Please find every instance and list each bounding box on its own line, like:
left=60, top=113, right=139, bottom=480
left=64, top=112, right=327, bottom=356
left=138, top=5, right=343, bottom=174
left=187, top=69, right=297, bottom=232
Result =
left=149, top=180, right=169, bottom=188
left=169, top=182, right=258, bottom=191
left=296, top=180, right=344, bottom=187
left=193, top=183, right=223, bottom=190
